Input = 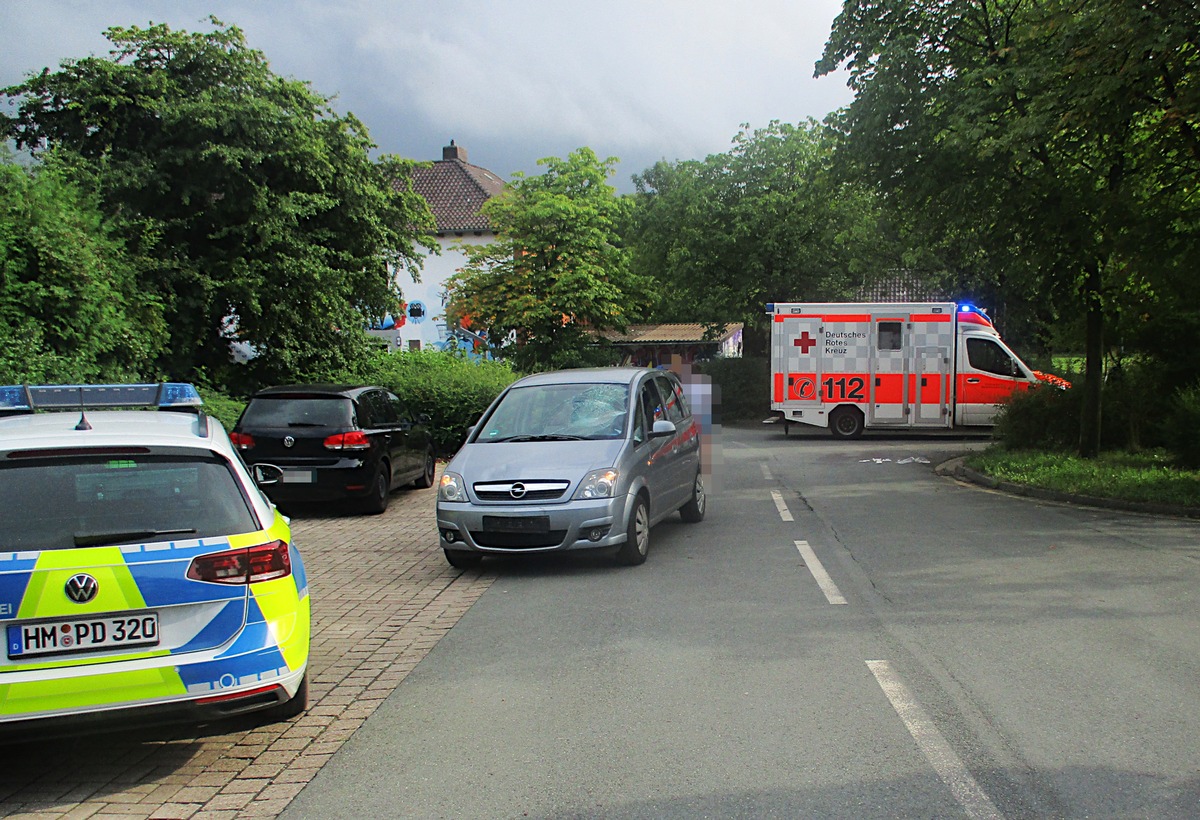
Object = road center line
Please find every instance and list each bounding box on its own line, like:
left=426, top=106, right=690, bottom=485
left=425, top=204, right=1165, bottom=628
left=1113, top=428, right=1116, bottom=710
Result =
left=866, top=660, right=1004, bottom=820
left=793, top=540, right=846, bottom=605
left=761, top=464, right=773, bottom=480
left=771, top=490, right=793, bottom=521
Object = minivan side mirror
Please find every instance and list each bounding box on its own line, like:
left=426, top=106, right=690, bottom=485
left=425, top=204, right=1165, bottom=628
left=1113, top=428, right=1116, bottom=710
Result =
left=650, top=419, right=676, bottom=438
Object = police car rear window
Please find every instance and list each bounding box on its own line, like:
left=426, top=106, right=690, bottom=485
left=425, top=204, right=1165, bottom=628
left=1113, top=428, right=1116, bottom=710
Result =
left=0, top=454, right=259, bottom=551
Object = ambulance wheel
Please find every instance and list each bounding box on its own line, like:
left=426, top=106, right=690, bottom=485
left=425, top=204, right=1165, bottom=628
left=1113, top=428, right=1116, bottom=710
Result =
left=830, top=406, right=864, bottom=439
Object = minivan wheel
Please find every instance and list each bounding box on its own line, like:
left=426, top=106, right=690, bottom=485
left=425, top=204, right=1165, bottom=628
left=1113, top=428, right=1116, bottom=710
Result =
left=680, top=472, right=706, bottom=523
left=444, top=548, right=483, bottom=570
left=361, top=465, right=390, bottom=514
left=616, top=495, right=650, bottom=566
left=413, top=448, right=436, bottom=489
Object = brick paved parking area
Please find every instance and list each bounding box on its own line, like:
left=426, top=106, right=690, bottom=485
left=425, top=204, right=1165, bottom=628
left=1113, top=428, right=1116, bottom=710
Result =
left=0, top=468, right=494, bottom=820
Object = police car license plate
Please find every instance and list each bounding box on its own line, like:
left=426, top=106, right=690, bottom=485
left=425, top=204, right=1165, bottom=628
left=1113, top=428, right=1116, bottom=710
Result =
left=281, top=469, right=315, bottom=484
left=7, top=612, right=160, bottom=659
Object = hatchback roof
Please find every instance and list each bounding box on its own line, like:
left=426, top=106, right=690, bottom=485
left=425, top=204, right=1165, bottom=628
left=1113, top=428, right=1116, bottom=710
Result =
left=251, top=384, right=374, bottom=398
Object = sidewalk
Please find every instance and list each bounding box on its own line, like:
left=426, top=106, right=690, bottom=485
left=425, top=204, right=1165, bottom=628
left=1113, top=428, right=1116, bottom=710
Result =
left=0, top=468, right=494, bottom=820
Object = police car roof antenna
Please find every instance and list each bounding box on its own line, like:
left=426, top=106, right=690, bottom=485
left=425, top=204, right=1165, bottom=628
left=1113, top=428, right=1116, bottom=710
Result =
left=74, top=387, right=92, bottom=431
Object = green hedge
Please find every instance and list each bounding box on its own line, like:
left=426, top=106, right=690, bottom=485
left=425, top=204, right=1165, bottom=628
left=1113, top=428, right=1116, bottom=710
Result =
left=364, top=350, right=519, bottom=455
left=695, top=357, right=770, bottom=423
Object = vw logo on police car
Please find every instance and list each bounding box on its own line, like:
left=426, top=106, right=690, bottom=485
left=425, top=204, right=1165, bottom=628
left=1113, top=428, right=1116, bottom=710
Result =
left=283, top=436, right=295, bottom=448
left=509, top=482, right=527, bottom=499
left=65, top=574, right=99, bottom=604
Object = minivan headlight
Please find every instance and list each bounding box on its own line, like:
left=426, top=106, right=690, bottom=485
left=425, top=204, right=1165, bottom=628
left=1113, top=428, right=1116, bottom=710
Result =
left=574, top=469, right=619, bottom=500
left=439, top=471, right=467, bottom=502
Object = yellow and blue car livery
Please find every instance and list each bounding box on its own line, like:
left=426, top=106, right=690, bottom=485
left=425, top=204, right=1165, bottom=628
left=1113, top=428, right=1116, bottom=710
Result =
left=0, top=383, right=311, bottom=733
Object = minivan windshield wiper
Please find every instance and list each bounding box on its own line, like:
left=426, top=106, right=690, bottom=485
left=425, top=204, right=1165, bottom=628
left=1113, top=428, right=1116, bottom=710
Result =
left=488, top=434, right=586, bottom=443
left=73, top=528, right=198, bottom=548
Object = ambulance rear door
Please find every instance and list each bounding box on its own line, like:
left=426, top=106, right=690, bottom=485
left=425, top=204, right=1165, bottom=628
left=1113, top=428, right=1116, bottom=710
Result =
left=771, top=311, right=824, bottom=418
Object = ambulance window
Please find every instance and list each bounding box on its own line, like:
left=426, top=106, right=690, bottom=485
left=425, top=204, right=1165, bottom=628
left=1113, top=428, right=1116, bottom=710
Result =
left=878, top=322, right=902, bottom=351
left=966, top=338, right=1018, bottom=377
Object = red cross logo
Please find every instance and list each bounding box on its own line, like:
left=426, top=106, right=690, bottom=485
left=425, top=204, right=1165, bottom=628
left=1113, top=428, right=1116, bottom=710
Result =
left=793, top=332, right=817, bottom=354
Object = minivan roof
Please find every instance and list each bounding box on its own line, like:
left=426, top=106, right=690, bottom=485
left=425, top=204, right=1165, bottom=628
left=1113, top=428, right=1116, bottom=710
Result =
left=510, top=367, right=660, bottom=388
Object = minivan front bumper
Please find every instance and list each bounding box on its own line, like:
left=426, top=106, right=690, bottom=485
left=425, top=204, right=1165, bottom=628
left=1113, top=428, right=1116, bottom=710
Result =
left=436, top=494, right=633, bottom=554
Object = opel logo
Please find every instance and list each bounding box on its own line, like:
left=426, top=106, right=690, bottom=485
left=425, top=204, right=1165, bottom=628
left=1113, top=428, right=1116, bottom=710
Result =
left=283, top=436, right=295, bottom=448
left=509, top=482, right=527, bottom=499
left=65, top=574, right=99, bottom=604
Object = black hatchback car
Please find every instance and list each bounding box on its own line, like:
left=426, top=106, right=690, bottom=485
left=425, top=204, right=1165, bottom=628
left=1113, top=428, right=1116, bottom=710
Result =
left=231, top=384, right=436, bottom=514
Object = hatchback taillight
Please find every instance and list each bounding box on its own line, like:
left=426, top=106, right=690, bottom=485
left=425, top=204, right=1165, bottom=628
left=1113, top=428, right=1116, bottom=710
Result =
left=187, top=541, right=292, bottom=584
left=324, top=431, right=370, bottom=451
left=229, top=431, right=255, bottom=450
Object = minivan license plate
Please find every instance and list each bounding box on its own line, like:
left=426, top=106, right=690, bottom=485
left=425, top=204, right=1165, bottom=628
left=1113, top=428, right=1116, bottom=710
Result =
left=7, top=612, right=160, bottom=659
left=483, top=515, right=550, bottom=533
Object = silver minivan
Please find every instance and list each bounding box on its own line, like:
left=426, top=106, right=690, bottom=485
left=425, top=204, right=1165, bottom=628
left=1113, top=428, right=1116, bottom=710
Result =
left=436, top=367, right=705, bottom=567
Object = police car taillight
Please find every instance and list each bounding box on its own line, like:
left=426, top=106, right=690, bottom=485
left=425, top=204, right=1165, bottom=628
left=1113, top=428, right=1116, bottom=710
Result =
left=187, top=541, right=291, bottom=584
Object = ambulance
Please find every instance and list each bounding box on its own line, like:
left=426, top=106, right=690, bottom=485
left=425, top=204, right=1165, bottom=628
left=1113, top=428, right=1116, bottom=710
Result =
left=768, top=302, right=1046, bottom=438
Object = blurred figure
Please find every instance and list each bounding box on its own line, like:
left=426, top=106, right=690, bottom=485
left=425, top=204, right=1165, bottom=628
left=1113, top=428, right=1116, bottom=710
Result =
left=665, top=354, right=720, bottom=490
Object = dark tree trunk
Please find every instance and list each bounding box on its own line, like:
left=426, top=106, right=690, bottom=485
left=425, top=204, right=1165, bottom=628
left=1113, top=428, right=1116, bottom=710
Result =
left=1079, top=261, right=1103, bottom=458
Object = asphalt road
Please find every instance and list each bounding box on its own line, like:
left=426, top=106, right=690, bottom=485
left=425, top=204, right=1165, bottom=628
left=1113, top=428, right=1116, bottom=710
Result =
left=284, top=424, right=1200, bottom=819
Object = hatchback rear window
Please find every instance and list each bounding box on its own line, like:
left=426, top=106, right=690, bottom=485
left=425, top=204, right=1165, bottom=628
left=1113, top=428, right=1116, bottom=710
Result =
left=240, top=396, right=353, bottom=428
left=0, top=454, right=259, bottom=551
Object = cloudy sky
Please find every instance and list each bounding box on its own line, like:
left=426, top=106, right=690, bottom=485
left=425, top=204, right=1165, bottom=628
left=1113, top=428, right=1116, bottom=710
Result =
left=1, top=0, right=854, bottom=191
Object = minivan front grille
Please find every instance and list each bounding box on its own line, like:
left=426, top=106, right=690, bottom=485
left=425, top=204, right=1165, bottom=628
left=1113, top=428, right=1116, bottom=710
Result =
left=473, top=480, right=570, bottom=502
left=470, top=530, right=569, bottom=549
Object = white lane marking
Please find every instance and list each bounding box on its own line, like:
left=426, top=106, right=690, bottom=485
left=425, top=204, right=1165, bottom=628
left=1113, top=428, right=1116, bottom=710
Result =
left=866, top=660, right=1004, bottom=820
left=761, top=464, right=773, bottom=480
left=771, top=490, right=793, bottom=521
left=794, top=540, right=846, bottom=605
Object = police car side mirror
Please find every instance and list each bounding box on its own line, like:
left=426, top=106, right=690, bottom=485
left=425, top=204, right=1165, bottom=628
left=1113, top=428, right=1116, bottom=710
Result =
left=650, top=419, right=676, bottom=438
left=252, top=464, right=285, bottom=486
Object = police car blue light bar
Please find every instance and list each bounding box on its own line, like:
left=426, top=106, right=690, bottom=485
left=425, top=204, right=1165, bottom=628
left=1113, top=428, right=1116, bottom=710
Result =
left=0, top=383, right=202, bottom=411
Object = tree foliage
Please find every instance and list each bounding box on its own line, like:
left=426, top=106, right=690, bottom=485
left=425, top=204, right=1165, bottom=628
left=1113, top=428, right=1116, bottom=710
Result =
left=818, top=0, right=1200, bottom=455
left=446, top=147, right=647, bottom=372
left=0, top=151, right=165, bottom=382
left=627, top=120, right=894, bottom=354
left=1, top=18, right=435, bottom=387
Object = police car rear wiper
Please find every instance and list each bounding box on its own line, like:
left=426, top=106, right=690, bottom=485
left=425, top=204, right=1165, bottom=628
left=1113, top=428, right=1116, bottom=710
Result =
left=73, top=528, right=198, bottom=547
left=492, top=434, right=586, bottom=442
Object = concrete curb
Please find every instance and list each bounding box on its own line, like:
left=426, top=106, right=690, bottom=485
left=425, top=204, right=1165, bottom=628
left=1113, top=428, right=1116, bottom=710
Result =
left=935, top=456, right=1200, bottom=520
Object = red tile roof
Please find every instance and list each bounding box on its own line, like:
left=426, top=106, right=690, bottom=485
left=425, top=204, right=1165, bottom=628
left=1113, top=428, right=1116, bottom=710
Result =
left=598, top=323, right=744, bottom=344
left=411, top=142, right=506, bottom=234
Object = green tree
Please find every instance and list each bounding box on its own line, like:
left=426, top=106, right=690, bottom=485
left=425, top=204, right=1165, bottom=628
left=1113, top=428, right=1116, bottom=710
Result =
left=0, top=150, right=165, bottom=382
left=628, top=120, right=892, bottom=354
left=2, top=19, right=435, bottom=387
left=446, top=147, right=648, bottom=372
left=818, top=0, right=1200, bottom=456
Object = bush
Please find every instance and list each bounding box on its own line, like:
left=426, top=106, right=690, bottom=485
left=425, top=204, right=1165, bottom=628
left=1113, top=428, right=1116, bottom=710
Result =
left=992, top=382, right=1080, bottom=450
left=1166, top=383, right=1200, bottom=468
left=695, top=357, right=771, bottom=423
left=364, top=350, right=519, bottom=455
left=198, top=387, right=247, bottom=432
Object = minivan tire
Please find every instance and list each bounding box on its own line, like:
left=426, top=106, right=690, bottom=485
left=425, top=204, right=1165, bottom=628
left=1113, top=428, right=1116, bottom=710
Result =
left=679, top=472, right=706, bottom=523
left=444, top=548, right=483, bottom=570
left=616, top=495, right=650, bottom=566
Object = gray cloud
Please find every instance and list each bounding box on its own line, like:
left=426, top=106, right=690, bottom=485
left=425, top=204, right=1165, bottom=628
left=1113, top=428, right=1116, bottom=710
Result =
left=0, top=0, right=853, bottom=189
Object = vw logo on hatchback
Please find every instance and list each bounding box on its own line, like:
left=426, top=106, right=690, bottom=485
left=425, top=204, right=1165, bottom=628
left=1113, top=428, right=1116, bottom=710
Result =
left=65, top=574, right=99, bottom=604
left=283, top=436, right=295, bottom=448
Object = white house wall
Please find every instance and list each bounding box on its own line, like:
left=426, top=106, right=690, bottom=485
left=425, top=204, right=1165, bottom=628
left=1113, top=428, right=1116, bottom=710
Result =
left=373, top=233, right=493, bottom=352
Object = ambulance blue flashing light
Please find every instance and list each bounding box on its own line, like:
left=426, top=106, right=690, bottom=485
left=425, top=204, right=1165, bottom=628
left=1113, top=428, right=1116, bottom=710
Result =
left=0, top=383, right=202, bottom=412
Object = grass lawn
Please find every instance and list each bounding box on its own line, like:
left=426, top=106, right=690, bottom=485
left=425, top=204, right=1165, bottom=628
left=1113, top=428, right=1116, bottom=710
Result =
left=964, top=448, right=1200, bottom=509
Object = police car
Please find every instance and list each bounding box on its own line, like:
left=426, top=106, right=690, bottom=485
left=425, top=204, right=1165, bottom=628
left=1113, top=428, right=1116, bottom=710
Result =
left=0, top=383, right=310, bottom=733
